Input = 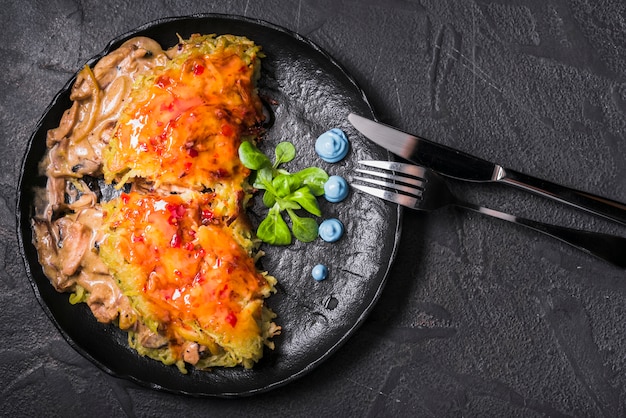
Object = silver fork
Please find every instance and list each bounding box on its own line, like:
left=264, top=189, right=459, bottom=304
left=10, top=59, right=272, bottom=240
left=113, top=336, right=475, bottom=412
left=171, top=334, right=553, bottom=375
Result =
left=353, top=160, right=626, bottom=268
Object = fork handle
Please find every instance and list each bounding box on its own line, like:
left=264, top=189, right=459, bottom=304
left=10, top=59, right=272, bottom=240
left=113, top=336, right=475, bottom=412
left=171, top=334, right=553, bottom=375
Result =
left=461, top=203, right=626, bottom=268
left=500, top=168, right=626, bottom=226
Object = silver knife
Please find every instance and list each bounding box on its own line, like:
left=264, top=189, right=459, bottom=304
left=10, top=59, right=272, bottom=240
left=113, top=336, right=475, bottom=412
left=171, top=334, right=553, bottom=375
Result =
left=348, top=113, right=626, bottom=226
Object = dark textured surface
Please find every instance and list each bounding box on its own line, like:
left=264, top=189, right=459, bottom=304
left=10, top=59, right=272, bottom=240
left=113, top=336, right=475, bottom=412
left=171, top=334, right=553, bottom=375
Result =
left=17, top=14, right=400, bottom=396
left=2, top=0, right=626, bottom=416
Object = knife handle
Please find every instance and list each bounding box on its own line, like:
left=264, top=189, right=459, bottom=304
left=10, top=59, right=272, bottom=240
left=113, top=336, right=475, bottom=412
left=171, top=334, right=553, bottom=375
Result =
left=500, top=168, right=626, bottom=226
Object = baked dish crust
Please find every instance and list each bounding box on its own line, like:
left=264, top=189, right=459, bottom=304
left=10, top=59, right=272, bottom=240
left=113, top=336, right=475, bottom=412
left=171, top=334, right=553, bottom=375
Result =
left=31, top=33, right=280, bottom=373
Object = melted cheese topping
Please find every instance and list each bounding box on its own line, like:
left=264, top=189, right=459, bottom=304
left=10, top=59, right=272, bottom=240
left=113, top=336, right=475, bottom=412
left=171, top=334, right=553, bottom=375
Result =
left=100, top=192, right=270, bottom=358
left=103, top=34, right=263, bottom=191
left=34, top=34, right=278, bottom=373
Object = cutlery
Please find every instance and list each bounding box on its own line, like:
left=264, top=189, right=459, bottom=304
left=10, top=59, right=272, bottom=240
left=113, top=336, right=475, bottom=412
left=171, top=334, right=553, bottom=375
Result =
left=348, top=113, right=626, bottom=226
left=353, top=160, right=626, bottom=268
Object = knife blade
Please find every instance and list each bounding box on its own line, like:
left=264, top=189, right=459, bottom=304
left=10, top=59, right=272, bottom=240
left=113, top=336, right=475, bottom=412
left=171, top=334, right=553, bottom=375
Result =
left=348, top=113, right=626, bottom=226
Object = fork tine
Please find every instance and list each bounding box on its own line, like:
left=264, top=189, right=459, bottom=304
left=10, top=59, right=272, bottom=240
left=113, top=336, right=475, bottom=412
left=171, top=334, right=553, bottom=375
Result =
left=358, top=160, right=427, bottom=178
left=351, top=183, right=420, bottom=209
left=353, top=176, right=423, bottom=198
left=355, top=168, right=424, bottom=188
left=354, top=160, right=429, bottom=208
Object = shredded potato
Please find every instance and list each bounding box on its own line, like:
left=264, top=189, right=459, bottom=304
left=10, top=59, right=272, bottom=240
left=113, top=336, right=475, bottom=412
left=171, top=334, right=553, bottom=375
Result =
left=31, top=34, right=280, bottom=373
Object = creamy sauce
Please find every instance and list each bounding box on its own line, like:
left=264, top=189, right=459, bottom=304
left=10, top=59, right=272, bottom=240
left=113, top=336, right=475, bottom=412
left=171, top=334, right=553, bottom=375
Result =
left=318, top=218, right=345, bottom=242
left=315, top=128, right=349, bottom=163
left=311, top=264, right=328, bottom=281
left=324, top=175, right=349, bottom=202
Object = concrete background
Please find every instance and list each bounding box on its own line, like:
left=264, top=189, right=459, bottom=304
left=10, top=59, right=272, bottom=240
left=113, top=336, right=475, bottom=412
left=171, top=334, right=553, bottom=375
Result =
left=2, top=0, right=626, bottom=416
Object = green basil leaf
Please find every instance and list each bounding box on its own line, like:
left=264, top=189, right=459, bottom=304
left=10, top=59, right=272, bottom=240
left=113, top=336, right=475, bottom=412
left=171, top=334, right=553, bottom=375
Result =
left=293, top=167, right=329, bottom=196
left=256, top=205, right=291, bottom=245
left=262, top=190, right=276, bottom=208
left=276, top=197, right=301, bottom=210
left=239, top=141, right=271, bottom=170
left=253, top=166, right=274, bottom=190
left=273, top=141, right=296, bottom=167
left=240, top=140, right=330, bottom=246
left=272, top=173, right=302, bottom=197
left=287, top=209, right=319, bottom=243
left=288, top=186, right=321, bottom=216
